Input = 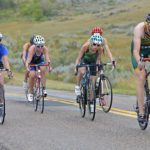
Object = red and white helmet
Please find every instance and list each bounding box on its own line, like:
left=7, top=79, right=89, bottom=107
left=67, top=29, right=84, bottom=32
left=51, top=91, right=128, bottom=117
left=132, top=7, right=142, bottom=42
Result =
left=91, top=27, right=103, bottom=36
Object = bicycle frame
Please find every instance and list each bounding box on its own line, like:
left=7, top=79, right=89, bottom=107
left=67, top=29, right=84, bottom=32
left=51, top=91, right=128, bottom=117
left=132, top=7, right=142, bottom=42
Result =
left=0, top=68, right=12, bottom=124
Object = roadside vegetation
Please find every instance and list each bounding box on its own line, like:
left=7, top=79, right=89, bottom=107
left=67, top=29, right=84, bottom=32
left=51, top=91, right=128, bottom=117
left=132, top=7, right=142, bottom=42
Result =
left=0, top=0, right=149, bottom=95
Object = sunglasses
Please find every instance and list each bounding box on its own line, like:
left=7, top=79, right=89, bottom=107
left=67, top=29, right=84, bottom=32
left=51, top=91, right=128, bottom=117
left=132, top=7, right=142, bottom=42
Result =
left=92, top=43, right=100, bottom=47
left=37, top=45, right=43, bottom=48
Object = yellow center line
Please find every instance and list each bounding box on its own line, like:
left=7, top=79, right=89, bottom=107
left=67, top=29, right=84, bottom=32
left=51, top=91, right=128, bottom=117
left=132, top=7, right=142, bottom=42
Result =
left=6, top=92, right=137, bottom=118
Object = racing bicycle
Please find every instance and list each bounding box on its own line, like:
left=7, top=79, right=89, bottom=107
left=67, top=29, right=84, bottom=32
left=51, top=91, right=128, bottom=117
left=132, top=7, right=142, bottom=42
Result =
left=76, top=64, right=97, bottom=121
left=95, top=62, right=114, bottom=113
left=135, top=56, right=150, bottom=130
left=0, top=69, right=12, bottom=124
left=30, top=64, right=49, bottom=113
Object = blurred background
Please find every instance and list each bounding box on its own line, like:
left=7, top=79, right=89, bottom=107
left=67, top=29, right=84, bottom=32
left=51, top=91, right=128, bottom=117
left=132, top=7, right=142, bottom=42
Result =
left=0, top=0, right=149, bottom=94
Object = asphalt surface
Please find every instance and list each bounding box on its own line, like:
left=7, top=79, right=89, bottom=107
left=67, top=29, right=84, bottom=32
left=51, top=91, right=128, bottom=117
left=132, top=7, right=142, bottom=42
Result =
left=0, top=85, right=150, bottom=150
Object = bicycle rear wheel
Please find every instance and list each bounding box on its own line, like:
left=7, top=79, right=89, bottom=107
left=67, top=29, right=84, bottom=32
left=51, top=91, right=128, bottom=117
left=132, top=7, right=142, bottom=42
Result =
left=0, top=84, right=5, bottom=124
left=99, top=76, right=113, bottom=113
left=79, top=85, right=86, bottom=118
left=35, top=78, right=44, bottom=113
left=138, top=102, right=149, bottom=130
left=87, top=79, right=96, bottom=121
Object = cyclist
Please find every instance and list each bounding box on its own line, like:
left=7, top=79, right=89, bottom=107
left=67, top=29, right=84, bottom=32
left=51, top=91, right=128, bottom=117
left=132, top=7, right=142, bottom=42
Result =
left=25, top=35, right=52, bottom=102
left=74, top=27, right=115, bottom=105
left=22, top=35, right=35, bottom=91
left=131, top=12, right=150, bottom=122
left=0, top=33, right=13, bottom=114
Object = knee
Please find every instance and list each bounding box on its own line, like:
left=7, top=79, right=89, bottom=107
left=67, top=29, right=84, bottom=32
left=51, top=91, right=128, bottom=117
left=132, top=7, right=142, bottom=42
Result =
left=29, top=72, right=35, bottom=79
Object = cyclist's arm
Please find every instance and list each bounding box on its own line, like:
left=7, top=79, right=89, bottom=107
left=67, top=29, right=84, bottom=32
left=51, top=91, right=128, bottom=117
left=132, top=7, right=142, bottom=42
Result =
left=25, top=45, right=34, bottom=68
left=43, top=46, right=50, bottom=64
left=22, top=43, right=29, bottom=64
left=133, top=24, right=143, bottom=63
left=3, top=55, right=11, bottom=70
left=103, top=38, right=114, bottom=62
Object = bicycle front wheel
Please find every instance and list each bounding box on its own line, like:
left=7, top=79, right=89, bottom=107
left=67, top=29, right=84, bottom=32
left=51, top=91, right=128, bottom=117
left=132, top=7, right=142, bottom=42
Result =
left=87, top=79, right=96, bottom=121
left=99, top=76, right=113, bottom=113
left=37, top=78, right=44, bottom=113
left=0, top=84, right=5, bottom=124
left=79, top=85, right=86, bottom=118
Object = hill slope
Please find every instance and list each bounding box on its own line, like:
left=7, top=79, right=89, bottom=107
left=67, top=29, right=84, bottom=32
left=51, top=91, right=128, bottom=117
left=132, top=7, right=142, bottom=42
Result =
left=0, top=0, right=149, bottom=94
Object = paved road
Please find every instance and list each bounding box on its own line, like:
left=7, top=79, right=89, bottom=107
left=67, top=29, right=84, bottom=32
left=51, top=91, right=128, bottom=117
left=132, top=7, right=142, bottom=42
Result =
left=0, top=85, right=150, bottom=150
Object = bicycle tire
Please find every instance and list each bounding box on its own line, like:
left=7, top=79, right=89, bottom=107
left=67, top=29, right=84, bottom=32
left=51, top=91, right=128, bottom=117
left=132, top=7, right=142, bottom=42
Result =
left=79, top=85, right=86, bottom=118
left=0, top=84, right=5, bottom=124
left=35, top=78, right=44, bottom=113
left=138, top=102, right=149, bottom=130
left=99, top=76, right=113, bottom=113
left=33, top=79, right=39, bottom=112
left=87, top=79, right=96, bottom=121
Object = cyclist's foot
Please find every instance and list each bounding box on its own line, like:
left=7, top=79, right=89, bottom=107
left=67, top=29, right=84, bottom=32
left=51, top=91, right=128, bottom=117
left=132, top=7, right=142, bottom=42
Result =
left=23, top=81, right=28, bottom=91
left=43, top=89, right=47, bottom=97
left=75, top=85, right=81, bottom=96
left=101, top=97, right=106, bottom=106
left=138, top=114, right=147, bottom=122
left=28, top=94, right=33, bottom=102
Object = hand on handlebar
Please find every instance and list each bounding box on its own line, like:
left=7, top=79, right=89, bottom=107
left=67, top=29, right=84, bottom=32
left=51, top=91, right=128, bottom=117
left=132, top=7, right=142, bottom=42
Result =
left=7, top=70, right=13, bottom=79
left=48, top=65, right=52, bottom=73
left=138, top=61, right=145, bottom=71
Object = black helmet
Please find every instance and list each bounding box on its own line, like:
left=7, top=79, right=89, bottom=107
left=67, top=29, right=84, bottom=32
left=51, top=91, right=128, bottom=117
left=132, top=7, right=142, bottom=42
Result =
left=146, top=12, right=150, bottom=23
left=30, top=35, right=35, bottom=45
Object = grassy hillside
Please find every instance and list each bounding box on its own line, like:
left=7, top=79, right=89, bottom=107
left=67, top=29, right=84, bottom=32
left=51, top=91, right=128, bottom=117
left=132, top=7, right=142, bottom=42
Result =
left=0, top=0, right=150, bottom=94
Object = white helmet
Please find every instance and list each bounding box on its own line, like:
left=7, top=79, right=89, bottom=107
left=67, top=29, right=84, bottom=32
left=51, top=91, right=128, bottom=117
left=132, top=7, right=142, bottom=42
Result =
left=0, top=33, right=3, bottom=40
left=33, top=35, right=45, bottom=46
left=90, top=33, right=103, bottom=45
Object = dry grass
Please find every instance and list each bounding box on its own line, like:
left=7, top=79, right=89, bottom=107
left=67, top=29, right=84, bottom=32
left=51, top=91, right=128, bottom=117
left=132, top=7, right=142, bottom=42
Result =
left=1, top=0, right=150, bottom=94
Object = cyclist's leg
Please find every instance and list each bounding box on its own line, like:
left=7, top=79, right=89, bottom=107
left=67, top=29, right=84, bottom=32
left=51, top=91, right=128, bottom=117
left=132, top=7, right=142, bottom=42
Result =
left=40, top=65, right=46, bottom=87
left=28, top=67, right=36, bottom=101
left=75, top=67, right=86, bottom=96
left=90, top=65, right=96, bottom=102
left=135, top=70, right=146, bottom=115
left=23, top=51, right=29, bottom=89
left=131, top=40, right=146, bottom=115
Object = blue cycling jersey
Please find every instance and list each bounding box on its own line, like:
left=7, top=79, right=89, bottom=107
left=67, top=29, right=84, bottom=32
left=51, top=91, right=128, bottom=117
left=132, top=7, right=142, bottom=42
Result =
left=0, top=44, right=8, bottom=62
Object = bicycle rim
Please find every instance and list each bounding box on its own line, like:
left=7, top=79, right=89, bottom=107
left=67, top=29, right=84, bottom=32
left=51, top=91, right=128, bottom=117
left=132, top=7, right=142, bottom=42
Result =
left=79, top=86, right=86, bottom=118
left=138, top=103, right=149, bottom=130
left=34, top=80, right=38, bottom=112
left=38, top=79, right=44, bottom=113
left=0, top=85, right=5, bottom=124
left=99, top=76, right=113, bottom=113
left=87, top=80, right=96, bottom=121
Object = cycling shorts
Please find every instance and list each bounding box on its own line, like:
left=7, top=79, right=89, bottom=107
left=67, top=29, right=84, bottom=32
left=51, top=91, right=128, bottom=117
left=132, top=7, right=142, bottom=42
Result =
left=131, top=40, right=150, bottom=72
left=30, top=61, right=46, bottom=71
left=80, top=59, right=96, bottom=76
left=0, top=62, right=4, bottom=69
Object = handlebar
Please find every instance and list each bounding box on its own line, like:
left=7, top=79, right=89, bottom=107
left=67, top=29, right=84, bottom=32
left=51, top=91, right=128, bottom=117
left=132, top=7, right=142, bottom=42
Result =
left=75, top=62, right=115, bottom=75
left=30, top=64, right=49, bottom=67
left=143, top=58, right=150, bottom=62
